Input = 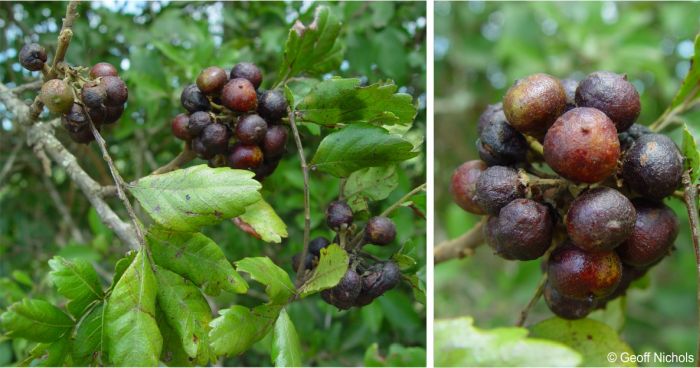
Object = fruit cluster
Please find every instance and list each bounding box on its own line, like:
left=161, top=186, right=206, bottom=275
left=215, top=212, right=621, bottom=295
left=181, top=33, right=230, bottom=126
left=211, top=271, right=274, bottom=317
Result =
left=293, top=201, right=402, bottom=310
left=19, top=43, right=128, bottom=144
left=451, top=71, right=682, bottom=320
left=170, top=62, right=288, bottom=180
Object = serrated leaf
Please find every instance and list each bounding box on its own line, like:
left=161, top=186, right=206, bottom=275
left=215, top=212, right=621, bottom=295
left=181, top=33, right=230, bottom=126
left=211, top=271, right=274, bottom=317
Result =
left=310, top=124, right=418, bottom=177
left=72, top=303, right=106, bottom=366
left=209, top=304, right=282, bottom=356
left=434, top=317, right=581, bottom=367
left=236, top=258, right=295, bottom=304
left=285, top=78, right=319, bottom=107
left=277, top=6, right=343, bottom=81
left=345, top=166, right=399, bottom=212
left=364, top=343, right=426, bottom=367
left=298, top=244, right=349, bottom=298
left=392, top=253, right=417, bottom=271
left=239, top=199, right=288, bottom=244
left=0, top=299, right=73, bottom=342
left=155, top=267, right=212, bottom=364
left=297, top=78, right=417, bottom=126
left=48, top=256, right=104, bottom=317
left=404, top=273, right=426, bottom=305
left=105, top=251, right=162, bottom=366
left=129, top=165, right=262, bottom=232
left=670, top=35, right=700, bottom=109
left=271, top=308, right=302, bottom=367
left=147, top=227, right=248, bottom=295
left=530, top=317, right=635, bottom=367
left=683, top=125, right=700, bottom=183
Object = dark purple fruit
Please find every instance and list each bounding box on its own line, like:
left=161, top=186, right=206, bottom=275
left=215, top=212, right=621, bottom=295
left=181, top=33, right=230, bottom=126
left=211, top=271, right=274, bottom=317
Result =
left=222, top=78, right=257, bottom=112
left=488, top=199, right=553, bottom=261
left=252, top=158, right=280, bottom=181
left=103, top=105, right=124, bottom=124
left=450, top=160, right=487, bottom=215
left=477, top=103, right=503, bottom=135
left=292, top=252, right=314, bottom=272
left=566, top=187, right=636, bottom=251
left=61, top=104, right=90, bottom=133
left=364, top=216, right=397, bottom=246
left=227, top=144, right=263, bottom=170
left=355, top=262, right=401, bottom=307
left=257, top=90, right=288, bottom=121
left=326, top=200, right=353, bottom=230
left=321, top=269, right=362, bottom=310
left=171, top=113, right=191, bottom=141
left=622, top=133, right=683, bottom=199
left=188, top=111, right=211, bottom=136
left=40, top=79, right=74, bottom=114
left=200, top=123, right=231, bottom=155
left=477, top=110, right=528, bottom=166
left=19, top=43, right=47, bottom=71
left=89, top=62, right=118, bottom=79
left=309, top=237, right=331, bottom=256
left=262, top=125, right=288, bottom=158
left=616, top=199, right=679, bottom=268
left=196, top=66, right=228, bottom=95
left=100, top=76, right=128, bottom=106
left=618, top=123, right=652, bottom=152
left=548, top=241, right=622, bottom=300
left=503, top=73, right=567, bottom=138
left=575, top=71, right=640, bottom=131
left=180, top=84, right=210, bottom=113
left=474, top=166, right=525, bottom=215
left=230, top=62, right=262, bottom=89
left=192, top=137, right=215, bottom=160
left=235, top=114, right=268, bottom=144
left=544, top=283, right=596, bottom=320
left=81, top=81, right=107, bottom=108
left=543, top=107, right=620, bottom=183
left=68, top=126, right=99, bottom=144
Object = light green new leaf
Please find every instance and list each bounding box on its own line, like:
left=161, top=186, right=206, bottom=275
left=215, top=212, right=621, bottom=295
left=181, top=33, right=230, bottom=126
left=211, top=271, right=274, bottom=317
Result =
left=48, top=256, right=104, bottom=317
left=297, top=78, right=416, bottom=126
left=72, top=303, right=106, bottom=366
left=155, top=267, right=212, bottom=363
left=129, top=165, right=262, bottom=232
left=271, top=308, right=302, bottom=367
left=110, top=251, right=136, bottom=291
left=209, top=304, right=282, bottom=356
left=239, top=199, right=288, bottom=243
left=277, top=6, right=343, bottom=81
left=530, top=317, right=636, bottom=367
left=147, top=227, right=248, bottom=295
left=670, top=34, right=700, bottom=109
left=311, top=124, right=418, bottom=178
left=364, top=343, right=426, bottom=367
left=434, top=317, right=581, bottom=367
left=285, top=78, right=319, bottom=107
left=236, top=257, right=295, bottom=304
left=0, top=299, right=73, bottom=342
left=105, top=251, right=162, bottom=366
left=345, top=166, right=399, bottom=212
left=298, top=244, right=349, bottom=298
left=683, top=125, right=700, bottom=184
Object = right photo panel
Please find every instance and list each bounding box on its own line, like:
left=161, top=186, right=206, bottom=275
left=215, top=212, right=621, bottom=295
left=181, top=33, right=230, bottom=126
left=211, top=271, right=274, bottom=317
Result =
left=433, top=2, right=700, bottom=367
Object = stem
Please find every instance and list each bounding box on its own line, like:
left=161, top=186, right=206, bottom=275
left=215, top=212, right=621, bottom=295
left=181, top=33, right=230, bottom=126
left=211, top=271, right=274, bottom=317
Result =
left=682, top=171, right=700, bottom=361
left=289, top=109, right=311, bottom=285
left=434, top=218, right=485, bottom=264
left=151, top=144, right=197, bottom=175
left=527, top=136, right=544, bottom=156
left=48, top=1, right=80, bottom=80
left=516, top=274, right=547, bottom=327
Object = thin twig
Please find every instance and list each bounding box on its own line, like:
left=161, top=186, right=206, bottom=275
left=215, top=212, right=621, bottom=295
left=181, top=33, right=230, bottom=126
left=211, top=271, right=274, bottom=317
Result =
left=289, top=109, right=311, bottom=285
left=0, top=140, right=23, bottom=186
left=151, top=144, right=197, bottom=175
left=516, top=274, right=547, bottom=327
left=10, top=80, right=43, bottom=94
left=434, top=218, right=485, bottom=264
left=682, top=171, right=700, bottom=361
left=42, top=173, right=85, bottom=243
left=48, top=1, right=80, bottom=80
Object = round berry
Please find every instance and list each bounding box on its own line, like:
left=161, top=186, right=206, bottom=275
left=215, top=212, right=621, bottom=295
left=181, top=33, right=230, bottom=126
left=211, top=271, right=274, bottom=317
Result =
left=292, top=252, right=315, bottom=272
left=222, top=78, right=257, bottom=112
left=230, top=62, right=263, bottom=89
left=197, top=66, right=228, bottom=95
left=187, top=111, right=211, bottom=136
left=503, top=73, right=567, bottom=138
left=89, top=62, right=119, bottom=79
left=62, top=103, right=90, bottom=133
left=192, top=137, right=215, bottom=160
left=262, top=125, right=288, bottom=158
left=40, top=79, right=75, bottom=114
left=80, top=81, right=107, bottom=108
left=488, top=198, right=553, bottom=261
left=622, top=133, right=683, bottom=199
left=543, top=107, right=620, bottom=183
left=477, top=103, right=503, bottom=135
left=200, top=123, right=231, bottom=155
left=103, top=105, right=124, bottom=124
left=477, top=110, right=528, bottom=166
left=100, top=76, right=128, bottom=106
left=171, top=113, right=191, bottom=141
left=321, top=269, right=361, bottom=310
left=19, top=43, right=47, bottom=71
left=576, top=71, right=640, bottom=131
left=364, top=216, right=397, bottom=246
left=252, top=158, right=280, bottom=181
left=309, top=237, right=331, bottom=256
left=235, top=114, right=268, bottom=144
left=227, top=144, right=263, bottom=170
left=616, top=199, right=679, bottom=268
left=548, top=242, right=622, bottom=301
left=544, top=283, right=595, bottom=320
left=450, top=160, right=487, bottom=215
left=566, top=187, right=636, bottom=251
left=474, top=166, right=525, bottom=215
left=618, top=123, right=652, bottom=152
left=355, top=262, right=401, bottom=307
left=326, top=200, right=353, bottom=230
left=68, top=126, right=99, bottom=144
left=181, top=84, right=210, bottom=113
left=560, top=78, right=578, bottom=111
left=257, top=90, right=288, bottom=121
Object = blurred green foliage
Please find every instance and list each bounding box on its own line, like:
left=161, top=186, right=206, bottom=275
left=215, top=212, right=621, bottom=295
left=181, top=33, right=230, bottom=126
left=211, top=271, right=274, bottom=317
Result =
left=0, top=1, right=426, bottom=366
left=435, top=2, right=699, bottom=365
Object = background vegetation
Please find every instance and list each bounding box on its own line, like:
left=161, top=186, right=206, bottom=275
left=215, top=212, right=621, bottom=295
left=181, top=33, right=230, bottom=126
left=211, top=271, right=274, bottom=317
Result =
left=435, top=2, right=700, bottom=364
left=0, top=1, right=426, bottom=366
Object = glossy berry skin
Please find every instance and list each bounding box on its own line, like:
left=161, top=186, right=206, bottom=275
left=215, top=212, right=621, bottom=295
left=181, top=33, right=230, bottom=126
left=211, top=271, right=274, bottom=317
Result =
left=576, top=71, right=640, bottom=132
left=257, top=90, right=288, bottom=121
left=309, top=237, right=331, bottom=256
left=200, top=123, right=231, bottom=155
left=477, top=110, right=528, bottom=166
left=292, top=252, right=314, bottom=272
left=355, top=262, right=401, bottom=307
left=560, top=78, right=578, bottom=111
left=196, top=66, right=228, bottom=95
left=188, top=111, right=211, bottom=136
left=326, top=200, right=353, bottom=230
left=103, top=105, right=124, bottom=124
left=622, top=133, right=683, bottom=199
left=543, top=107, right=620, bottom=183
left=81, top=81, right=107, bottom=108
left=230, top=62, right=263, bottom=89
left=450, top=160, right=487, bottom=215
left=474, top=166, right=525, bottom=215
left=616, top=199, right=679, bottom=268
left=40, top=79, right=74, bottom=114
left=19, top=43, right=47, bottom=71
left=252, top=158, right=280, bottom=181
left=566, top=187, right=636, bottom=252
left=618, top=123, right=651, bottom=152
left=89, top=62, right=119, bottom=79
left=181, top=84, right=210, bottom=113
left=548, top=242, right=622, bottom=301
left=171, top=113, right=191, bottom=141
left=100, top=76, right=128, bottom=106
left=477, top=103, right=503, bottom=135
left=503, top=73, right=567, bottom=138
left=364, top=216, right=397, bottom=246
left=544, top=283, right=596, bottom=320
left=262, top=125, right=288, bottom=158
left=235, top=114, right=268, bottom=144
left=227, top=144, right=263, bottom=170
left=222, top=78, right=257, bottom=112
left=321, top=269, right=362, bottom=310
left=192, top=137, right=215, bottom=160
left=597, top=265, right=648, bottom=306
left=489, top=199, right=553, bottom=261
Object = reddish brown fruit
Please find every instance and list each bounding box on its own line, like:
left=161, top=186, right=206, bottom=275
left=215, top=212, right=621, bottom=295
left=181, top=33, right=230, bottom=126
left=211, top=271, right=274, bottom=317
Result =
left=503, top=73, right=567, bottom=138
left=196, top=66, right=228, bottom=95
left=89, top=62, right=119, bottom=78
left=81, top=81, right=107, bottom=108
left=230, top=62, right=263, bottom=89
left=474, top=166, right=525, bottom=215
left=450, top=160, right=488, bottom=215
left=171, top=114, right=191, bottom=141
left=616, top=199, right=679, bottom=268
left=262, top=125, right=288, bottom=158
left=489, top=199, right=553, bottom=261
left=222, top=78, right=257, bottom=112
left=200, top=123, right=231, bottom=155
left=566, top=187, right=636, bottom=251
left=544, top=283, right=596, bottom=320
left=364, top=216, right=397, bottom=246
left=103, top=105, right=124, bottom=124
left=235, top=114, right=268, bottom=144
left=100, top=76, right=128, bottom=106
left=548, top=241, right=622, bottom=301
left=227, top=144, right=263, bottom=170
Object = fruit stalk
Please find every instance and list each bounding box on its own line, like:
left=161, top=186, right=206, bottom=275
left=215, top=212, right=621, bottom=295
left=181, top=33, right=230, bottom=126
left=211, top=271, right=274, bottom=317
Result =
left=434, top=218, right=485, bottom=264
left=289, top=109, right=312, bottom=285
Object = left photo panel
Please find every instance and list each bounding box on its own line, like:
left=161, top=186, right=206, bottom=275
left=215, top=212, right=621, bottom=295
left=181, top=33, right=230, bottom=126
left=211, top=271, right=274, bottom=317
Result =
left=0, top=2, right=427, bottom=367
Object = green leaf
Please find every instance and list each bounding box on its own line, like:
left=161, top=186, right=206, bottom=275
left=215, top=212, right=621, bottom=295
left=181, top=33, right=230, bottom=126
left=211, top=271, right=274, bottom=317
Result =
left=669, top=34, right=700, bottom=109
left=364, top=343, right=426, bottom=367
left=530, top=317, right=636, bottom=367
left=239, top=199, right=288, bottom=244
left=11, top=270, right=32, bottom=287
left=105, top=251, right=162, bottom=366
left=345, top=166, right=399, bottom=212
left=24, top=338, right=70, bottom=367
left=404, top=273, right=426, bottom=305
left=298, top=244, right=349, bottom=298
left=683, top=125, right=700, bottom=184
left=155, top=267, right=212, bottom=364
left=297, top=78, right=417, bottom=126
left=48, top=256, right=104, bottom=317
left=277, top=6, right=343, bottom=81
left=129, top=165, right=262, bottom=232
left=285, top=78, right=319, bottom=107
left=434, top=317, right=581, bottom=367
left=236, top=257, right=295, bottom=304
left=392, top=253, right=417, bottom=272
left=270, top=308, right=302, bottom=367
left=148, top=227, right=248, bottom=295
left=157, top=307, right=194, bottom=367
left=110, top=251, right=136, bottom=290
left=209, top=304, right=282, bottom=356
left=310, top=124, right=418, bottom=177
left=72, top=303, right=106, bottom=366
left=0, top=299, right=73, bottom=342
